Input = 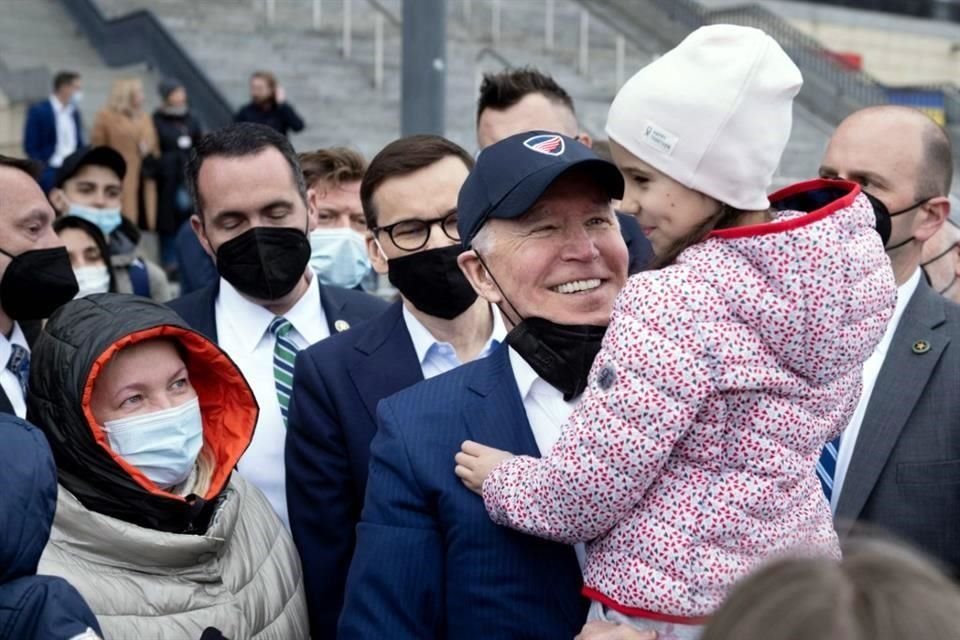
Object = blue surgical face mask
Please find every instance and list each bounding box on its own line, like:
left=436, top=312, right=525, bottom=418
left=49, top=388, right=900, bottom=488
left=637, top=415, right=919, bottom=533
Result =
left=103, top=396, right=204, bottom=489
left=67, top=203, right=123, bottom=237
left=308, top=227, right=371, bottom=289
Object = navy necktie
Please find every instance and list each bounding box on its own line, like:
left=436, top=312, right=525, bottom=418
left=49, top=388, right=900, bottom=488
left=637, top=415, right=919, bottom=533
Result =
left=5, top=344, right=30, bottom=398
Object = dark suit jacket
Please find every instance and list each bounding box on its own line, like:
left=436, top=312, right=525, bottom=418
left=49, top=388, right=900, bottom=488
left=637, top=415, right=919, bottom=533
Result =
left=836, top=278, right=960, bottom=571
left=339, top=344, right=586, bottom=639
left=174, top=222, right=218, bottom=295
left=23, top=99, right=84, bottom=190
left=1, top=321, right=42, bottom=416
left=167, top=279, right=388, bottom=343
left=286, top=301, right=424, bottom=637
left=616, top=211, right=653, bottom=275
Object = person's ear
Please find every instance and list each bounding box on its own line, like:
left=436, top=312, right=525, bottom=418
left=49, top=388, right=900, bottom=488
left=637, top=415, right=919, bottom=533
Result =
left=576, top=132, right=593, bottom=149
left=915, top=196, right=951, bottom=243
left=367, top=234, right=389, bottom=275
left=458, top=250, right=501, bottom=304
left=48, top=188, right=69, bottom=214
left=191, top=214, right=216, bottom=260
left=306, top=187, right=319, bottom=232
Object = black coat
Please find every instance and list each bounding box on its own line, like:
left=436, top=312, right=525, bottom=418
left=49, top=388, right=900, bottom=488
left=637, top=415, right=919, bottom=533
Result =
left=234, top=101, right=305, bottom=136
left=152, top=109, right=204, bottom=234
left=27, top=293, right=258, bottom=534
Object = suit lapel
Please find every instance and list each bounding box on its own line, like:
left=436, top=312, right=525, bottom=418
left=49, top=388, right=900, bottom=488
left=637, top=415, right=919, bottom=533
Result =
left=0, top=387, right=13, bottom=416
left=318, top=283, right=345, bottom=335
left=836, top=280, right=949, bottom=523
left=461, top=345, right=584, bottom=628
left=462, top=345, right=541, bottom=459
left=347, top=303, right=423, bottom=423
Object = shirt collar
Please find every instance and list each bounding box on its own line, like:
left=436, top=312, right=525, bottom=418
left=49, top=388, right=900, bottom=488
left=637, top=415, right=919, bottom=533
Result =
left=402, top=303, right=507, bottom=366
left=49, top=95, right=72, bottom=114
left=217, top=272, right=323, bottom=353
left=508, top=345, right=540, bottom=400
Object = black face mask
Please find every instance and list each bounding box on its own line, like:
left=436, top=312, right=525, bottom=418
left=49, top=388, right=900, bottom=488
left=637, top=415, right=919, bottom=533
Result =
left=0, top=246, right=78, bottom=320
left=387, top=245, right=479, bottom=320
left=215, top=226, right=310, bottom=301
left=475, top=251, right=607, bottom=401
left=864, top=192, right=930, bottom=250
left=506, top=318, right=606, bottom=401
left=921, top=242, right=959, bottom=296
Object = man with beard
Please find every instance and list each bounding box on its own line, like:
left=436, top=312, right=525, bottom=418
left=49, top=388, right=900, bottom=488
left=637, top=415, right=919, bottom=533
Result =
left=285, top=135, right=506, bottom=637
left=168, top=123, right=386, bottom=526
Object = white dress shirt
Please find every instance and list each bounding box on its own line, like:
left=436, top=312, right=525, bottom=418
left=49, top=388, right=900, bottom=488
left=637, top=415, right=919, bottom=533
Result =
left=402, top=304, right=507, bottom=379
left=831, top=268, right=921, bottom=511
left=0, top=322, right=29, bottom=418
left=215, top=274, right=329, bottom=527
left=48, top=96, right=78, bottom=168
left=508, top=346, right=587, bottom=568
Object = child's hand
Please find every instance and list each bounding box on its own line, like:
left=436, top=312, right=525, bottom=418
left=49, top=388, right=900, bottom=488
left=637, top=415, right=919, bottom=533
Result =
left=454, top=440, right=514, bottom=495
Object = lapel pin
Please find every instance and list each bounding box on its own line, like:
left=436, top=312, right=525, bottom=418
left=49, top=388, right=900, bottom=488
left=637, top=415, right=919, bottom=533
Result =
left=334, top=320, right=351, bottom=333
left=912, top=339, right=931, bottom=354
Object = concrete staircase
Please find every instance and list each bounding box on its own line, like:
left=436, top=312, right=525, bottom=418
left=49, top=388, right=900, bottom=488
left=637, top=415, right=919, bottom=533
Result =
left=0, top=0, right=161, bottom=150
left=88, top=0, right=827, bottom=182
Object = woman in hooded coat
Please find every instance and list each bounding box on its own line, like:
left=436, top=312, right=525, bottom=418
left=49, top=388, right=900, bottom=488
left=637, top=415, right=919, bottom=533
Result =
left=28, top=293, right=308, bottom=639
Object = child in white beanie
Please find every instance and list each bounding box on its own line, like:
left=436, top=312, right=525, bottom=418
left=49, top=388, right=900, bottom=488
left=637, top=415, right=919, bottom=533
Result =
left=456, top=24, right=896, bottom=639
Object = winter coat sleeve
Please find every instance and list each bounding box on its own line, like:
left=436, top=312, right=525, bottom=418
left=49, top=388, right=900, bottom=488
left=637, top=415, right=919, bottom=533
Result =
left=22, top=103, right=46, bottom=163
left=482, top=274, right=714, bottom=543
left=89, top=111, right=109, bottom=147
left=278, top=103, right=305, bottom=133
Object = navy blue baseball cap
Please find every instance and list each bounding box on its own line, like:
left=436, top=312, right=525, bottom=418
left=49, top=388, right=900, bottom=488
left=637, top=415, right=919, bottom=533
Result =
left=457, top=130, right=624, bottom=247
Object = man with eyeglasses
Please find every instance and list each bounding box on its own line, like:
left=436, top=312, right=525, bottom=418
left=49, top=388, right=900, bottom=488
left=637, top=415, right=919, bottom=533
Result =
left=921, top=219, right=960, bottom=303
left=285, top=134, right=506, bottom=638
left=817, top=105, right=960, bottom=574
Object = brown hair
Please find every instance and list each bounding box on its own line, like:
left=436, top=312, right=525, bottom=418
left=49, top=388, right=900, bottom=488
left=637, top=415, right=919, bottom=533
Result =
left=477, top=67, right=575, bottom=123
left=701, top=538, right=960, bottom=640
left=360, top=134, right=473, bottom=229
left=251, top=70, right=277, bottom=93
left=299, top=147, right=367, bottom=191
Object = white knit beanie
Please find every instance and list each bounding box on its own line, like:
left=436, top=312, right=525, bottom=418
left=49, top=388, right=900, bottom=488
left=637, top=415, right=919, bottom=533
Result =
left=605, top=25, right=802, bottom=211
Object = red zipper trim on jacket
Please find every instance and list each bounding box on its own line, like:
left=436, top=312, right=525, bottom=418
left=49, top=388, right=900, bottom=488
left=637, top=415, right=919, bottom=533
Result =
left=708, top=179, right=861, bottom=240
left=582, top=586, right=711, bottom=625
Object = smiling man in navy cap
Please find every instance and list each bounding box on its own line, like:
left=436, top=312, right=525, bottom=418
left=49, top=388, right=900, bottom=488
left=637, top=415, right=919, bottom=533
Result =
left=338, top=131, right=629, bottom=640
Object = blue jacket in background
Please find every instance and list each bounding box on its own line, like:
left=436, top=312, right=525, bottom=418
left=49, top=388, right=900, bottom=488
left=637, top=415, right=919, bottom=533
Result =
left=174, top=222, right=218, bottom=295
left=0, top=415, right=101, bottom=640
left=22, top=99, right=85, bottom=192
left=338, top=344, right=586, bottom=639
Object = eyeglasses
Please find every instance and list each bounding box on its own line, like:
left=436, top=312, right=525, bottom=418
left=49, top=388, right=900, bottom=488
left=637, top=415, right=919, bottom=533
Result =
left=373, top=210, right=460, bottom=251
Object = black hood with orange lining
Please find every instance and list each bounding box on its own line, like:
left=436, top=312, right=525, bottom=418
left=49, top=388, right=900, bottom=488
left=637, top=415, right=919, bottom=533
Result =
left=27, top=293, right=258, bottom=534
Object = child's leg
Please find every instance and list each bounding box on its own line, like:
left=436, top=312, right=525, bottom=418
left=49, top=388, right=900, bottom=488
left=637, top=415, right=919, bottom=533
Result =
left=587, top=602, right=705, bottom=640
